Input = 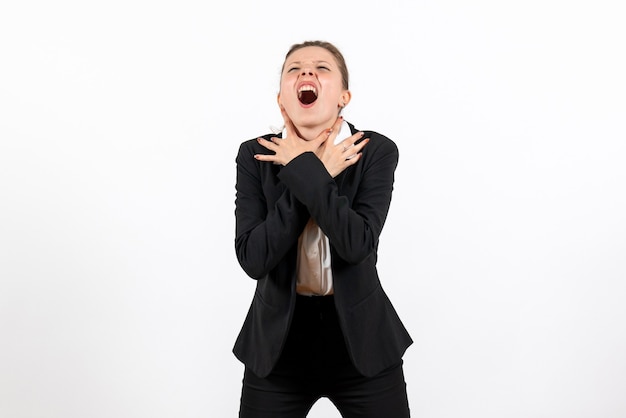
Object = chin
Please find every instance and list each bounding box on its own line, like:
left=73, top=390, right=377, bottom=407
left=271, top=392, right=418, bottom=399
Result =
left=295, top=109, right=335, bottom=126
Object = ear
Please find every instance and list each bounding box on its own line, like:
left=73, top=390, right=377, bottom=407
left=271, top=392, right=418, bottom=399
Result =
left=339, top=90, right=352, bottom=107
left=277, top=93, right=284, bottom=109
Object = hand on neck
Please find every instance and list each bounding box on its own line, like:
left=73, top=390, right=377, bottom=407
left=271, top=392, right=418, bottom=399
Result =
left=292, top=113, right=342, bottom=141
left=293, top=125, right=323, bottom=141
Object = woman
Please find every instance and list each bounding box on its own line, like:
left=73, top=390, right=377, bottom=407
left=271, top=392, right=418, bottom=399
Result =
left=234, top=40, right=412, bottom=417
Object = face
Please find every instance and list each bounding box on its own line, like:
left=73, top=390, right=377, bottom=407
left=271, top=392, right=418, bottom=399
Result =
left=278, top=46, right=351, bottom=134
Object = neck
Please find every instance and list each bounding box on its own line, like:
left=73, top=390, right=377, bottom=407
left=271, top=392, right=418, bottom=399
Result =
left=293, top=125, right=323, bottom=141
left=293, top=114, right=341, bottom=141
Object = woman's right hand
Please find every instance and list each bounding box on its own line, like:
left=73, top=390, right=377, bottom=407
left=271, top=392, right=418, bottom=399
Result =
left=254, top=107, right=331, bottom=166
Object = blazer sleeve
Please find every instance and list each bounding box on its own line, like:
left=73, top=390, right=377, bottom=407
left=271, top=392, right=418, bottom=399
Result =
left=277, top=134, right=398, bottom=264
left=234, top=139, right=310, bottom=279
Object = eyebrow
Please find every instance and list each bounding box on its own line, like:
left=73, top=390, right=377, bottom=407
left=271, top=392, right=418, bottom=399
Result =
left=286, top=60, right=332, bottom=66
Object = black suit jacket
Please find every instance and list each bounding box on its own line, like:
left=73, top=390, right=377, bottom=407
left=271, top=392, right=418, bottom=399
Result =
left=233, top=121, right=412, bottom=378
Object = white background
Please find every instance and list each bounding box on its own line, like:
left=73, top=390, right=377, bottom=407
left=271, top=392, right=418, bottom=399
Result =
left=1, top=1, right=625, bottom=417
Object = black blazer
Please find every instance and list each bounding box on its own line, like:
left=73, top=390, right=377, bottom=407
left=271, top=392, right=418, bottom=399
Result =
left=233, top=121, right=412, bottom=378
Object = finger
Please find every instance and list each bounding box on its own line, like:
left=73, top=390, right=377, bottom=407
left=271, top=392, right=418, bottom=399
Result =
left=339, top=132, right=365, bottom=153
left=324, top=116, right=344, bottom=145
left=349, top=132, right=366, bottom=147
left=344, top=137, right=368, bottom=161
left=257, top=137, right=278, bottom=151
left=254, top=153, right=278, bottom=162
left=345, top=151, right=363, bottom=163
left=350, top=136, right=369, bottom=153
left=313, top=127, right=333, bottom=146
left=280, top=108, right=297, bottom=137
left=332, top=115, right=344, bottom=131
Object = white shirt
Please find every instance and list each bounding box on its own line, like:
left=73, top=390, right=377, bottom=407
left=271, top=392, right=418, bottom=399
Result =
left=282, top=120, right=352, bottom=296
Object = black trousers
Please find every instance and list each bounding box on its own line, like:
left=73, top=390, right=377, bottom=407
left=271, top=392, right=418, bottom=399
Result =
left=239, top=295, right=410, bottom=417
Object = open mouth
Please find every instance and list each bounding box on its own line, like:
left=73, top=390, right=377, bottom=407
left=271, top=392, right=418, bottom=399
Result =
left=298, top=85, right=318, bottom=105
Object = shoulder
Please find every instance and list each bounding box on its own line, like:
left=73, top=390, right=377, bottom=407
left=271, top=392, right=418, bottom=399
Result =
left=236, top=133, right=274, bottom=161
left=347, top=121, right=399, bottom=162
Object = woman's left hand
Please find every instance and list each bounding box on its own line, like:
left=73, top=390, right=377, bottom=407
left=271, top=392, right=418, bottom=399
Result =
left=316, top=116, right=369, bottom=178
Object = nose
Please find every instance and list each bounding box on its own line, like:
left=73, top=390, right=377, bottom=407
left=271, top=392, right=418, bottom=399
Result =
left=301, top=67, right=314, bottom=76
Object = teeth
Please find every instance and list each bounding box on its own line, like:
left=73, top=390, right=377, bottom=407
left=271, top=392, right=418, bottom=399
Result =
left=298, top=85, right=317, bottom=95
